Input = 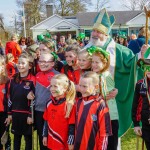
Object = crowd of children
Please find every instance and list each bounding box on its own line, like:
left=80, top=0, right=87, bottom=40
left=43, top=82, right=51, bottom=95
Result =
left=0, top=31, right=149, bottom=150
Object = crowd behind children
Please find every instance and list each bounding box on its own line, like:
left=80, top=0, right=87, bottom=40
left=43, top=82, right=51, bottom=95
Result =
left=0, top=28, right=150, bottom=150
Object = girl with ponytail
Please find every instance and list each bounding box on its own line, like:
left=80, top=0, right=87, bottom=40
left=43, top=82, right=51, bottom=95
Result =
left=43, top=74, right=76, bottom=150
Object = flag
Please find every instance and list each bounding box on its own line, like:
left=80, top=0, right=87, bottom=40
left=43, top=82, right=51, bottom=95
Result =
left=22, top=5, right=25, bottom=22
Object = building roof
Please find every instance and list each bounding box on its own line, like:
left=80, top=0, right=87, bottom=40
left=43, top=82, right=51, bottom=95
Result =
left=76, top=10, right=143, bottom=26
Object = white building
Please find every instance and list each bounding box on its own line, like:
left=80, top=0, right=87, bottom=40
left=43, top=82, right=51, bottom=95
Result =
left=31, top=10, right=150, bottom=40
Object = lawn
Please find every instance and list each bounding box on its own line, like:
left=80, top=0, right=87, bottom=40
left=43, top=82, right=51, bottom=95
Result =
left=9, top=128, right=145, bottom=150
left=121, top=128, right=145, bottom=150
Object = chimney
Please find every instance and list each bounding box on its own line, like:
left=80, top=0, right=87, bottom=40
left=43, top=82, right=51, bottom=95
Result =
left=46, top=0, right=54, bottom=18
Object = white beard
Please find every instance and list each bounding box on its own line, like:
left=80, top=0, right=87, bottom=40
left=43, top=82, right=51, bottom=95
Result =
left=89, top=37, right=107, bottom=47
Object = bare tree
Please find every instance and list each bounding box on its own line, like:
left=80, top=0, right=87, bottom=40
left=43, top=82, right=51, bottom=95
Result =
left=121, top=0, right=139, bottom=10
left=121, top=0, right=150, bottom=10
left=95, top=0, right=110, bottom=12
left=53, top=0, right=91, bottom=16
left=16, top=0, right=51, bottom=36
left=138, top=0, right=150, bottom=10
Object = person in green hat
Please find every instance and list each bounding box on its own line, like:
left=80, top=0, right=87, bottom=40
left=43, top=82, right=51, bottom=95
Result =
left=118, top=31, right=128, bottom=46
left=84, top=8, right=149, bottom=142
left=132, top=59, right=150, bottom=150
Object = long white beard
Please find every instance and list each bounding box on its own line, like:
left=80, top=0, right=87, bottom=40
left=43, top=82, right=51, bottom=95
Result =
left=89, top=37, right=107, bottom=47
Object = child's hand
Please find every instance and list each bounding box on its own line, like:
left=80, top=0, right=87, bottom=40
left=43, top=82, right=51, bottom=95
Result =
left=106, top=88, right=118, bottom=100
left=5, top=115, right=12, bottom=126
left=134, top=126, right=142, bottom=136
left=27, top=117, right=33, bottom=125
left=27, top=91, right=35, bottom=100
left=43, top=137, right=47, bottom=146
left=68, top=144, right=74, bottom=150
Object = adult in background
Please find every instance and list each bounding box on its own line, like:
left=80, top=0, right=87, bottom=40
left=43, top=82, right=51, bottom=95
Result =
left=18, top=37, right=27, bottom=51
left=118, top=31, right=128, bottom=47
left=57, top=35, right=67, bottom=50
left=26, top=37, right=35, bottom=47
left=128, top=27, right=150, bottom=54
left=5, top=34, right=22, bottom=63
left=84, top=8, right=149, bottom=149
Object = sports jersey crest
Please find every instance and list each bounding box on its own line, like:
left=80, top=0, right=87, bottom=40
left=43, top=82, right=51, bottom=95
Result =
left=2, top=88, right=6, bottom=94
left=24, top=82, right=30, bottom=89
left=91, top=114, right=97, bottom=121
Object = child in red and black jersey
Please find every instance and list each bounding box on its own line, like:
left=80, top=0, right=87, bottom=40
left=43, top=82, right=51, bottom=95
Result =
left=132, top=59, right=150, bottom=150
left=6, top=53, right=35, bottom=150
left=61, top=44, right=81, bottom=85
left=0, top=55, right=11, bottom=150
left=43, top=74, right=76, bottom=150
left=75, top=71, right=112, bottom=150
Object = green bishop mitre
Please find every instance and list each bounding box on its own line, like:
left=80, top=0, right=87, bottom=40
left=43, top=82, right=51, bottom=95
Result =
left=93, top=8, right=115, bottom=35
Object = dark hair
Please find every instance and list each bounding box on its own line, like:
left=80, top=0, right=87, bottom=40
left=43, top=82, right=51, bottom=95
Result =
left=18, top=37, right=27, bottom=45
left=26, top=37, right=35, bottom=47
left=65, top=43, right=81, bottom=54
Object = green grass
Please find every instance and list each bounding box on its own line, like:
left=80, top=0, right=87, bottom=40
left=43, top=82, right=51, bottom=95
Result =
left=9, top=128, right=145, bottom=150
left=121, top=128, right=146, bottom=150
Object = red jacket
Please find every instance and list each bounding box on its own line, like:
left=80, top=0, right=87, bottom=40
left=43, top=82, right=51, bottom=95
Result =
left=5, top=41, right=22, bottom=63
left=6, top=62, right=17, bottom=78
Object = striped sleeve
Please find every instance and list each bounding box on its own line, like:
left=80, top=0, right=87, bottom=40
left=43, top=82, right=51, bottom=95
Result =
left=98, top=136, right=108, bottom=150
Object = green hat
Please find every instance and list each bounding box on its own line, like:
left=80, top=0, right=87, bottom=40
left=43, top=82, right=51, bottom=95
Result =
left=93, top=8, right=115, bottom=35
left=77, top=32, right=85, bottom=41
left=86, top=46, right=110, bottom=60
left=44, top=32, right=51, bottom=38
left=137, top=59, right=150, bottom=72
left=37, top=34, right=44, bottom=41
left=118, top=31, right=127, bottom=39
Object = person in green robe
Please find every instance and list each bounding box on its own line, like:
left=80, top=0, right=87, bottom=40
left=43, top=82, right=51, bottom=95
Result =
left=84, top=8, right=149, bottom=137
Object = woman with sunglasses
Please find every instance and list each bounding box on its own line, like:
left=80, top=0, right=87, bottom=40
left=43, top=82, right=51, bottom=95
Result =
left=18, top=37, right=27, bottom=51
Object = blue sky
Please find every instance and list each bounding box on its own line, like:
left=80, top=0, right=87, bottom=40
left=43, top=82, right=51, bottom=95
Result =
left=0, top=0, right=123, bottom=26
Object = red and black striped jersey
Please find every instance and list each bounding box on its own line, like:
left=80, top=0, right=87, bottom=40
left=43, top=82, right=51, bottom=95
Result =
left=75, top=95, right=112, bottom=150
left=43, top=97, right=75, bottom=150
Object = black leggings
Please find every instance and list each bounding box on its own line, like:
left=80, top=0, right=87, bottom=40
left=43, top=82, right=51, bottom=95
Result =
left=13, top=134, right=32, bottom=150
left=34, top=111, right=48, bottom=150
left=107, top=120, right=119, bottom=150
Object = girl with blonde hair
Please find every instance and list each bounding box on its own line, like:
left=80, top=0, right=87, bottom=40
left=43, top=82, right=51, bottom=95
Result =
left=74, top=71, right=112, bottom=150
left=43, top=74, right=76, bottom=150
